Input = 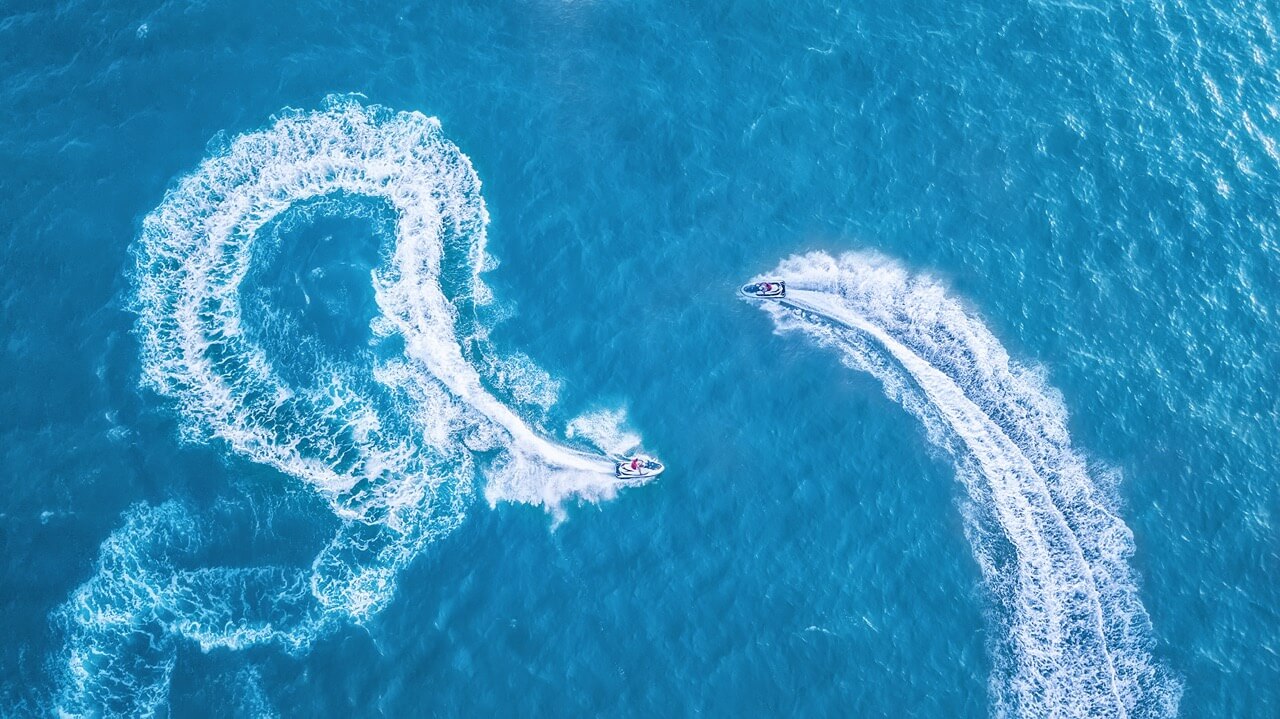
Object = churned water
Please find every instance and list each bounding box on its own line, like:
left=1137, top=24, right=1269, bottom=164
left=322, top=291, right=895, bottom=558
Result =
left=1, top=1, right=1276, bottom=716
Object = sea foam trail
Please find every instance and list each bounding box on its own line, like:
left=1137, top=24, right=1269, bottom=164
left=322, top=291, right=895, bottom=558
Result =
left=750, top=252, right=1179, bottom=719
left=132, top=95, right=623, bottom=516
left=56, top=96, right=651, bottom=716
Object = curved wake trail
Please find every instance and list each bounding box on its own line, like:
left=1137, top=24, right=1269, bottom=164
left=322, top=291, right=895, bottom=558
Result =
left=55, top=96, right=649, bottom=716
left=749, top=252, right=1179, bottom=718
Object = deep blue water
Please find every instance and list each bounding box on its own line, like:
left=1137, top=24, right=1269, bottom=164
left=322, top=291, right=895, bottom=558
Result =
left=2, top=0, right=1277, bottom=716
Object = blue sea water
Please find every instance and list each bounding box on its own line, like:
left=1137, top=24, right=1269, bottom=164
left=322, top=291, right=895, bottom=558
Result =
left=1, top=0, right=1277, bottom=716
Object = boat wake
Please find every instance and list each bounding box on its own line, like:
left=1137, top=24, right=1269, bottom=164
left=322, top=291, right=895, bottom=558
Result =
left=746, top=251, right=1180, bottom=718
left=55, top=96, right=652, bottom=716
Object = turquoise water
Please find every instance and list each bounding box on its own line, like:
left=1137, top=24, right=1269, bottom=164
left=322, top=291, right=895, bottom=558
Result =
left=2, top=0, right=1277, bottom=716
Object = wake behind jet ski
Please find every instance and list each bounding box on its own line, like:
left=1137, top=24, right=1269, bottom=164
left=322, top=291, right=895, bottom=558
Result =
left=741, top=280, right=785, bottom=299
left=615, top=454, right=664, bottom=480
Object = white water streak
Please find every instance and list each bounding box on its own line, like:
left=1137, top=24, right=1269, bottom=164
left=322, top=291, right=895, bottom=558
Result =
left=752, top=251, right=1179, bottom=718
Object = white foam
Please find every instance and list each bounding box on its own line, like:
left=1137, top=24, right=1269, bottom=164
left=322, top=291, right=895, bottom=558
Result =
left=487, top=352, right=561, bottom=414
left=567, top=408, right=642, bottom=457
left=128, top=95, right=636, bottom=518
left=134, top=97, right=616, bottom=512
left=55, top=502, right=342, bottom=715
left=751, top=251, right=1180, bottom=718
left=57, top=96, right=653, bottom=715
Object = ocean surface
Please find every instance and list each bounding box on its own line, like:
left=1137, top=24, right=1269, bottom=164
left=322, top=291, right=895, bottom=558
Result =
left=1, top=0, right=1277, bottom=716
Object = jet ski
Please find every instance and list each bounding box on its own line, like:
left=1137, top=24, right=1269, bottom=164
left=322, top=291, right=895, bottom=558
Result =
left=615, top=454, right=665, bottom=480
left=741, top=280, right=785, bottom=299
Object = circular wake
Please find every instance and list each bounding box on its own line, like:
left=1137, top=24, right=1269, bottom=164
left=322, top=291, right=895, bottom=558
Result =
left=134, top=95, right=622, bottom=520
left=57, top=96, right=647, bottom=716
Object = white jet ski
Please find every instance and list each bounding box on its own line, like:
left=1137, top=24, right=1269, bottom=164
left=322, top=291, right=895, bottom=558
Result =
left=741, top=280, right=785, bottom=299
left=615, top=454, right=665, bottom=480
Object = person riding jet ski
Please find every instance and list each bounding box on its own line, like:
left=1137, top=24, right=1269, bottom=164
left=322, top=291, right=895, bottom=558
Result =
left=615, top=454, right=664, bottom=480
left=741, top=280, right=785, bottom=299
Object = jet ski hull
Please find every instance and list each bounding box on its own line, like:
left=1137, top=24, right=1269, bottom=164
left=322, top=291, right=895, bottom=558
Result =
left=741, top=281, right=785, bottom=299
left=615, top=455, right=665, bottom=480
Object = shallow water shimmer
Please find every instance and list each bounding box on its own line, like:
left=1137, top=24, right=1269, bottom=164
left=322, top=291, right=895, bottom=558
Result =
left=3, top=0, right=1278, bottom=716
